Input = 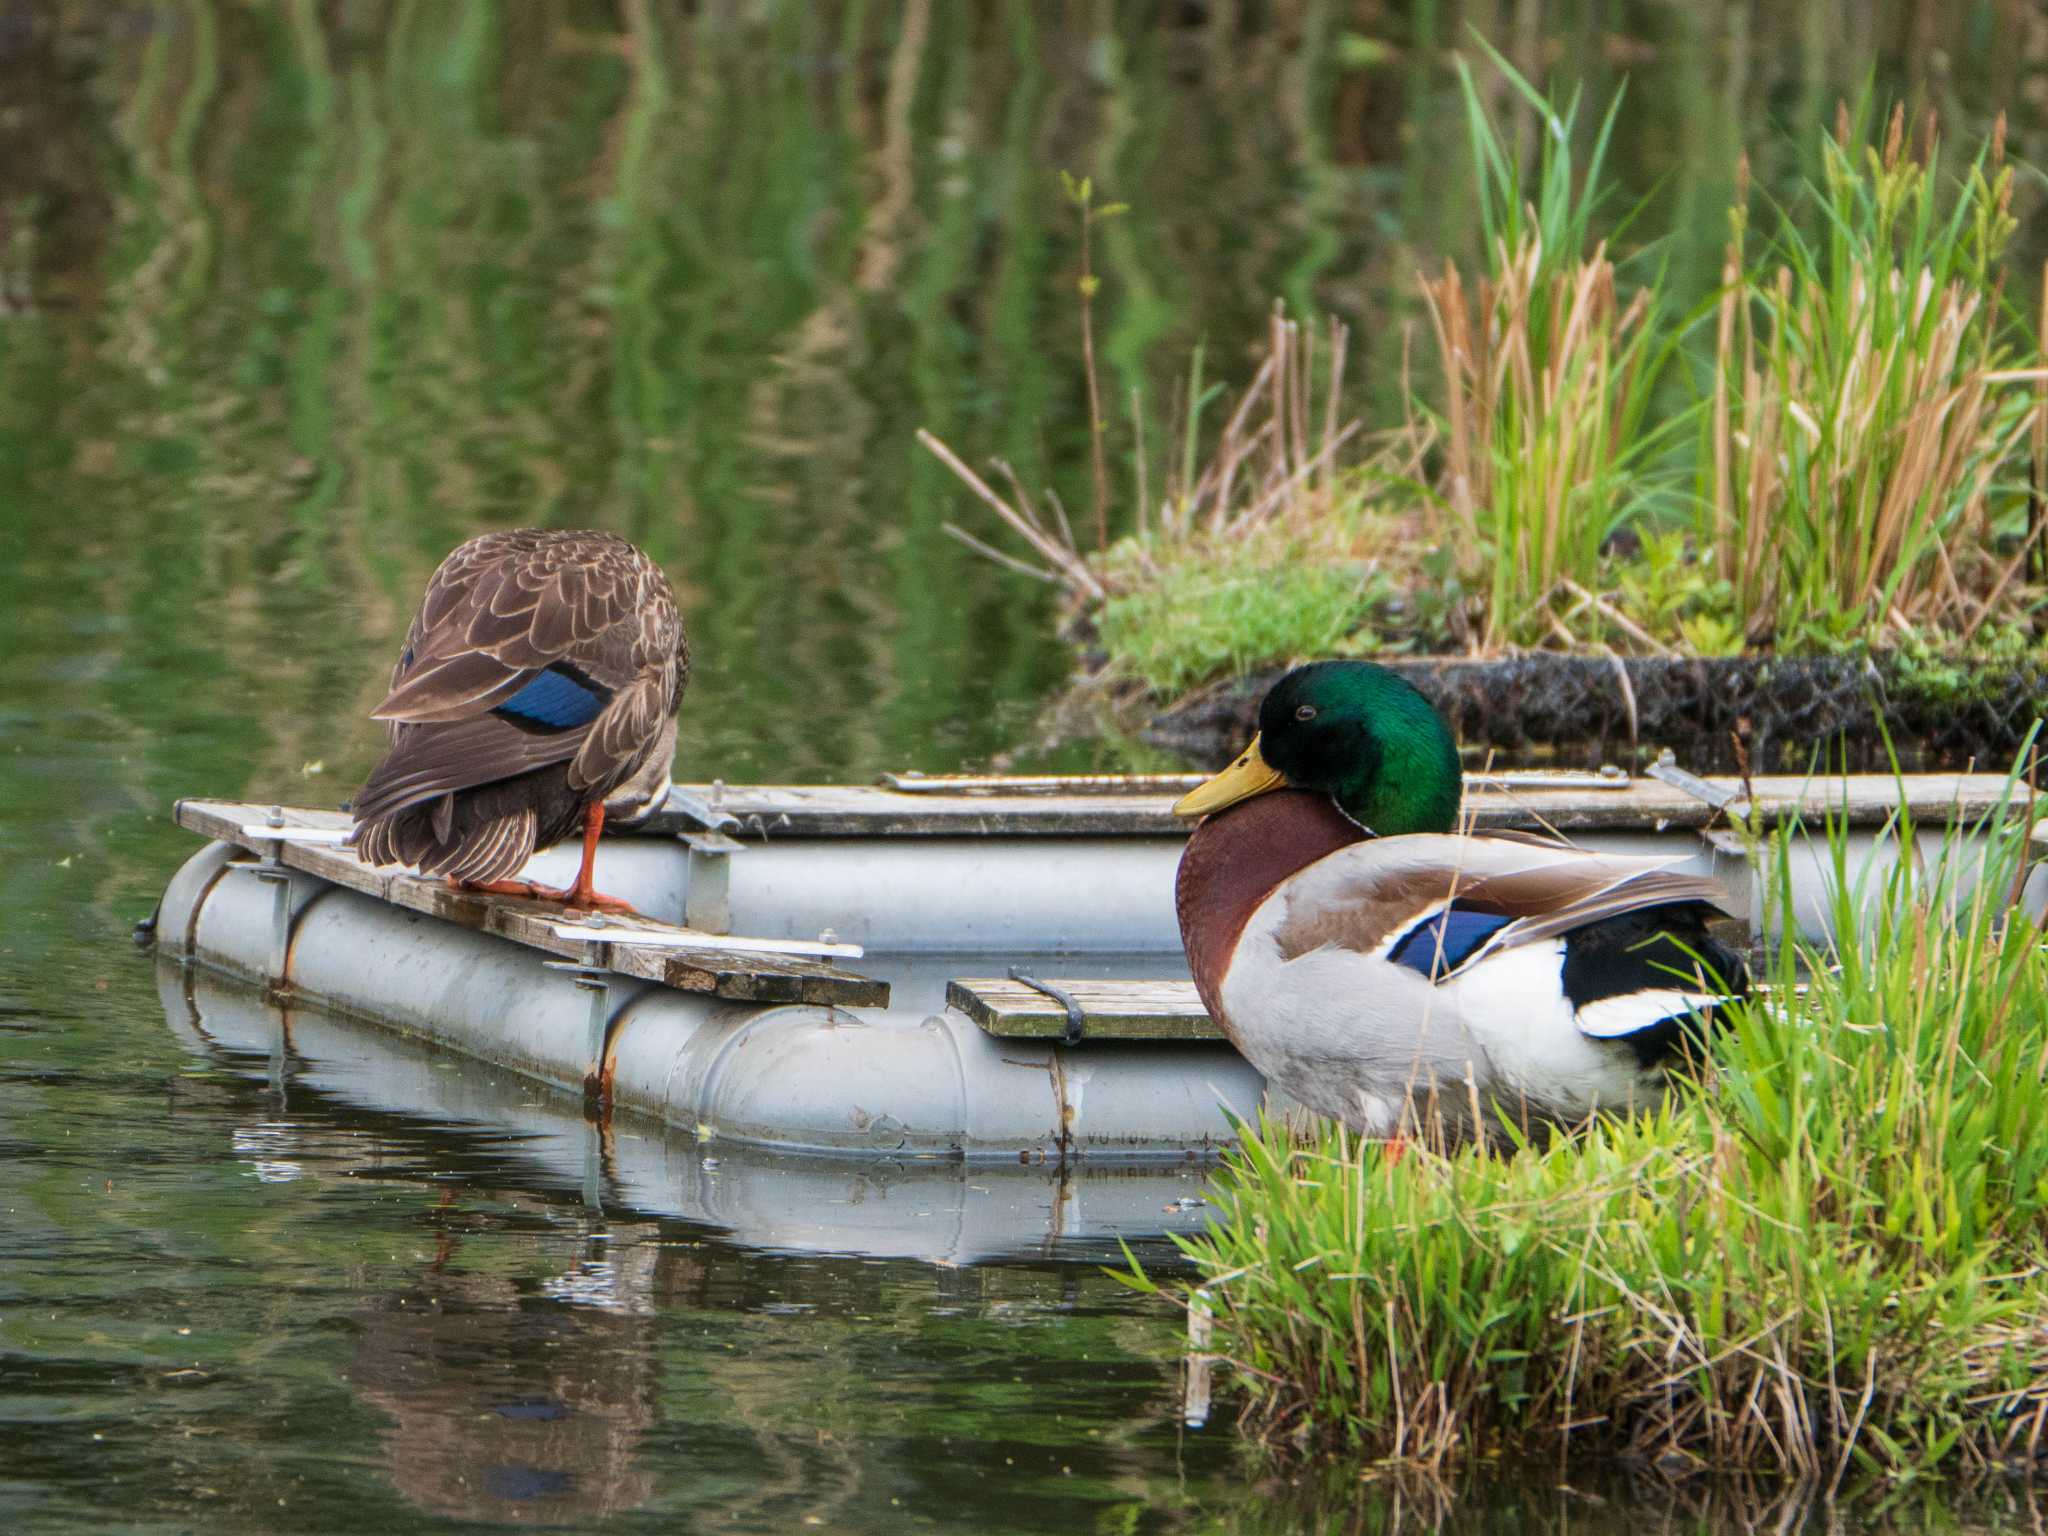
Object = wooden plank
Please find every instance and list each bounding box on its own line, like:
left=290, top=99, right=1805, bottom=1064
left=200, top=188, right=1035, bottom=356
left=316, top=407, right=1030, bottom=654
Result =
left=173, top=799, right=889, bottom=1008
left=649, top=783, right=1193, bottom=836
left=651, top=773, right=2033, bottom=839
left=948, top=977, right=1221, bottom=1041
left=879, top=771, right=1208, bottom=795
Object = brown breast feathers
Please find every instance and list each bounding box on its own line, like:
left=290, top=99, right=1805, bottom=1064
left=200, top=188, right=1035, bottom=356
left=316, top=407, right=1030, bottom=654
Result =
left=1175, top=790, right=1366, bottom=1028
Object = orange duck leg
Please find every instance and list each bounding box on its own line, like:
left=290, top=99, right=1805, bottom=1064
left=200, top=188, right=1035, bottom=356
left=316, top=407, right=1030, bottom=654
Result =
left=453, top=804, right=638, bottom=914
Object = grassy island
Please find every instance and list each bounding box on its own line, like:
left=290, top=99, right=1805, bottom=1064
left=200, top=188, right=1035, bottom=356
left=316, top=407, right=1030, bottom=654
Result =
left=930, top=52, right=2048, bottom=742
left=1123, top=795, right=2048, bottom=1480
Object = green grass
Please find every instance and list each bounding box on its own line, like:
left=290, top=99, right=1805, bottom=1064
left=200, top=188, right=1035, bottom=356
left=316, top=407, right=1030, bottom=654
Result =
left=1409, top=42, right=1687, bottom=650
left=1096, top=543, right=1384, bottom=697
left=1125, top=779, right=2048, bottom=1478
left=1705, top=104, right=2042, bottom=650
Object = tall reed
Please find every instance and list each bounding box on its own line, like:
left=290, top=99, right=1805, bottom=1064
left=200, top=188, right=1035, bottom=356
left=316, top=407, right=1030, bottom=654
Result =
left=1707, top=106, right=2045, bottom=648
left=1412, top=45, right=1682, bottom=650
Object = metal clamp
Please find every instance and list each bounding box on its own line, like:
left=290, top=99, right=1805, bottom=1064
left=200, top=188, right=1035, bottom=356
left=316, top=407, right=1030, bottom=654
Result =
left=681, top=830, right=743, bottom=934
left=543, top=960, right=613, bottom=1087
left=250, top=807, right=294, bottom=985
left=1007, top=966, right=1086, bottom=1047
left=1647, top=751, right=1751, bottom=823
left=665, top=785, right=741, bottom=835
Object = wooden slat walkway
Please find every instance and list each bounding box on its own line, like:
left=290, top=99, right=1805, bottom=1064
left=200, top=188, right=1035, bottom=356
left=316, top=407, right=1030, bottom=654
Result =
left=949, top=977, right=1219, bottom=1041
left=650, top=773, right=2033, bottom=839
left=173, top=799, right=889, bottom=1008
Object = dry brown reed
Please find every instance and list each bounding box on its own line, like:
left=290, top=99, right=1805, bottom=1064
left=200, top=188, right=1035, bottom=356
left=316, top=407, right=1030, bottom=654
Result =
left=1706, top=109, right=2047, bottom=647
left=921, top=303, right=1380, bottom=600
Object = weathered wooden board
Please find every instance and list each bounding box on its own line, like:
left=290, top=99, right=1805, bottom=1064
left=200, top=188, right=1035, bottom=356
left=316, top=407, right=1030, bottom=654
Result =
left=949, top=977, right=1220, bottom=1041
left=173, top=799, right=889, bottom=1008
left=653, top=773, right=2034, bottom=839
left=649, top=783, right=1193, bottom=836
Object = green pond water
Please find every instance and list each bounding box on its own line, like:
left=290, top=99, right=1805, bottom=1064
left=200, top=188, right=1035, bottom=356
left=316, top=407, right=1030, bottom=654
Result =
left=3, top=5, right=2046, bottom=1530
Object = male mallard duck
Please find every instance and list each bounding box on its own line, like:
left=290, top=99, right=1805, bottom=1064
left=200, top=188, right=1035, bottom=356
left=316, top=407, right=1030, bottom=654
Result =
left=349, top=529, right=687, bottom=912
left=1174, top=660, right=1747, bottom=1141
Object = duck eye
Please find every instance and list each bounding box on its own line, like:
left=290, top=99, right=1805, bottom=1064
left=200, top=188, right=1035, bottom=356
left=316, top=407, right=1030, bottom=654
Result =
left=1294, top=704, right=1317, bottom=722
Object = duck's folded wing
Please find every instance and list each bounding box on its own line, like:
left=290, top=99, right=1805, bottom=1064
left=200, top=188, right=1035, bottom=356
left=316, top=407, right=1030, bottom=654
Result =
left=371, top=537, right=654, bottom=725
left=351, top=713, right=596, bottom=822
left=1273, top=836, right=1737, bottom=981
left=1452, top=866, right=1737, bottom=959
left=571, top=675, right=673, bottom=796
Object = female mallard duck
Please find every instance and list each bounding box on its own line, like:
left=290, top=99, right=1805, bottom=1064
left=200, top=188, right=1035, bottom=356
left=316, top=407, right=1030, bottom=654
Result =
left=349, top=529, right=687, bottom=912
left=1174, top=660, right=1747, bottom=1141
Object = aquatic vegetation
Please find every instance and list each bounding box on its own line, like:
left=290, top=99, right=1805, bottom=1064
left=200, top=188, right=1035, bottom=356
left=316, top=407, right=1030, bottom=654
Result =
left=1410, top=48, right=1685, bottom=650
left=924, top=302, right=1418, bottom=686
left=1095, top=544, right=1387, bottom=698
left=1706, top=105, right=2045, bottom=651
left=931, top=60, right=2048, bottom=702
left=1127, top=784, right=2048, bottom=1477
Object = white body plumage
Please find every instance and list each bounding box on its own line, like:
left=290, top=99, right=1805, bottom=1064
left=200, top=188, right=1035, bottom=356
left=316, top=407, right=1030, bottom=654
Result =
left=1212, top=835, right=1729, bottom=1137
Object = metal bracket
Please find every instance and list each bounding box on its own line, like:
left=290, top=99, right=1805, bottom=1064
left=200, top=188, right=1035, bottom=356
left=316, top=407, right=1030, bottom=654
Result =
left=1647, top=751, right=1751, bottom=823
left=880, top=769, right=1209, bottom=796
left=1465, top=764, right=1631, bottom=792
left=248, top=807, right=295, bottom=985
left=664, top=785, right=741, bottom=835
left=681, top=830, right=743, bottom=934
left=543, top=960, right=613, bottom=1092
left=1008, top=966, right=1086, bottom=1047
left=550, top=914, right=861, bottom=958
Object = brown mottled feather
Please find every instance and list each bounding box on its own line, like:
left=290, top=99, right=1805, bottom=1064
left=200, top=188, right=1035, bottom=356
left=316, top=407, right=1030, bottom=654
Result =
left=349, top=530, right=688, bottom=884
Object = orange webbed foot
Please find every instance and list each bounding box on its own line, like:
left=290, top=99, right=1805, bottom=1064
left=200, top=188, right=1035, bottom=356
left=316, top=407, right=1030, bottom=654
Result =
left=449, top=877, right=642, bottom=917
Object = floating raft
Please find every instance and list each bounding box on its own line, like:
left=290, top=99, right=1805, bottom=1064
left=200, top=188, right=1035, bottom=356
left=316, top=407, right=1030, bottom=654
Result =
left=154, top=770, right=2047, bottom=1163
left=170, top=800, right=884, bottom=1007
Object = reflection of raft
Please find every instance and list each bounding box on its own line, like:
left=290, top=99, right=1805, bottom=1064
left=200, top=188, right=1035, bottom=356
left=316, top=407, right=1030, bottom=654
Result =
left=153, top=771, right=2048, bottom=1163
left=158, top=964, right=1218, bottom=1264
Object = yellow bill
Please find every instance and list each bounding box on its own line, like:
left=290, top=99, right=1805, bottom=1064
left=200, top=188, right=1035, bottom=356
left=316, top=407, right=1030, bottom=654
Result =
left=1173, top=734, right=1287, bottom=819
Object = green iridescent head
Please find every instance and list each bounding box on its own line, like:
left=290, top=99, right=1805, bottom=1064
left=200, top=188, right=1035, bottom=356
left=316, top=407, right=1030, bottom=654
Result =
left=1173, top=660, right=1462, bottom=836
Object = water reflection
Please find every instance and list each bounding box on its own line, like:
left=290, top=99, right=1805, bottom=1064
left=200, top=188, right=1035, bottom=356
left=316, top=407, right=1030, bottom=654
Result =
left=158, top=960, right=1224, bottom=1265
left=1212, top=1472, right=2048, bottom=1536
left=347, top=1225, right=662, bottom=1523
left=146, top=960, right=2048, bottom=1534
left=138, top=958, right=1214, bottom=1528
